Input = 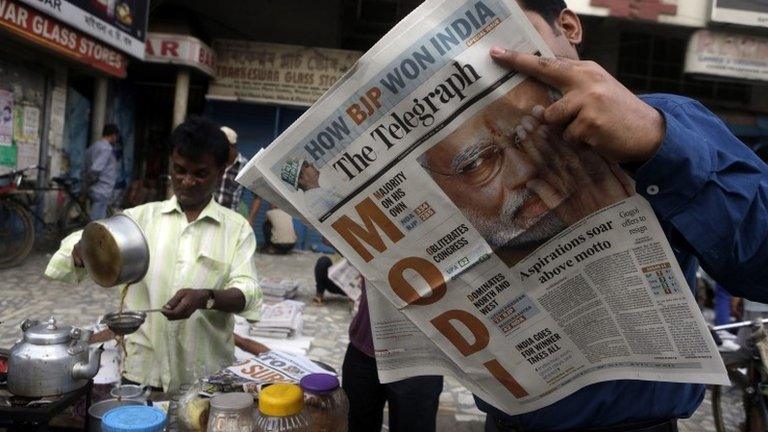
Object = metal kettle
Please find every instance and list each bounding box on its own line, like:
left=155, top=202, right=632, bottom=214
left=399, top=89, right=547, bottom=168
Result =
left=7, top=316, right=104, bottom=397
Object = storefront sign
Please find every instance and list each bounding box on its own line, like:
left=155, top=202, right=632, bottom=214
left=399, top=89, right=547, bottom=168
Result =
left=712, top=0, right=768, bottom=28
left=567, top=0, right=707, bottom=27
left=0, top=0, right=127, bottom=77
left=16, top=0, right=148, bottom=58
left=145, top=33, right=215, bottom=76
left=685, top=30, right=768, bottom=82
left=208, top=40, right=362, bottom=107
left=590, top=0, right=677, bottom=21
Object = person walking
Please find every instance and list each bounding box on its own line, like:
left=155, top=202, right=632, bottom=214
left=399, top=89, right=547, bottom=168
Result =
left=83, top=124, right=119, bottom=220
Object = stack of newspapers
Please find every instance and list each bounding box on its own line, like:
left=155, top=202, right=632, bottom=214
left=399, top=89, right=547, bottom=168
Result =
left=259, top=277, right=299, bottom=303
left=250, top=300, right=304, bottom=339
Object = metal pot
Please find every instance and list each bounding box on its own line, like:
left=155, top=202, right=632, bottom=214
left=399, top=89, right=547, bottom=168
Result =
left=7, top=316, right=104, bottom=397
left=88, top=398, right=148, bottom=431
left=81, top=214, right=150, bottom=287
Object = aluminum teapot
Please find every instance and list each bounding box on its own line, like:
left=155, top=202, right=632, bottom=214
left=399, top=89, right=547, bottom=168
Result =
left=7, top=316, right=103, bottom=397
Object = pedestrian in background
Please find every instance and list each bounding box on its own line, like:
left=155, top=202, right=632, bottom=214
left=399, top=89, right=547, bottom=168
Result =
left=214, top=126, right=249, bottom=211
left=84, top=124, right=119, bottom=220
left=261, top=205, right=297, bottom=254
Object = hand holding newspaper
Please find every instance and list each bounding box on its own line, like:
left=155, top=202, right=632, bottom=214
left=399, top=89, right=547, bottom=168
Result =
left=237, top=0, right=728, bottom=415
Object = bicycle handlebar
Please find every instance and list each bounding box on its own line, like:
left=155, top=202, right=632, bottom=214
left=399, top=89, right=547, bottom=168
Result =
left=712, top=318, right=768, bottom=332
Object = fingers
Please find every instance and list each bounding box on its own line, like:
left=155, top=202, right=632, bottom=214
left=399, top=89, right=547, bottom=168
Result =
left=544, top=95, right=583, bottom=129
left=490, top=47, right=575, bottom=89
left=164, top=291, right=183, bottom=311
left=609, top=163, right=636, bottom=197
left=526, top=179, right=565, bottom=210
left=162, top=296, right=193, bottom=320
left=73, top=242, right=84, bottom=268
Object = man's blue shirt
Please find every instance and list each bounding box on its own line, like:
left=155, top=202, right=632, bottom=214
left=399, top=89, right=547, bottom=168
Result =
left=477, top=93, right=768, bottom=431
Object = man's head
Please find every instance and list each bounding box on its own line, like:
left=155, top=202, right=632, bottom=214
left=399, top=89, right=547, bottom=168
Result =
left=517, top=0, right=582, bottom=60
left=102, top=124, right=120, bottom=144
left=169, top=117, right=228, bottom=210
left=2, top=105, right=11, bottom=122
left=280, top=160, right=320, bottom=192
left=421, top=80, right=563, bottom=250
left=221, top=126, right=238, bottom=163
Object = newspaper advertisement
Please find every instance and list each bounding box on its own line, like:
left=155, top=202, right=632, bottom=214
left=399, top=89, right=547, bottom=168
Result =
left=237, top=0, right=728, bottom=415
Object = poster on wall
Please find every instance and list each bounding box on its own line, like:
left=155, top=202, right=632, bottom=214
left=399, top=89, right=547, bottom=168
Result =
left=0, top=145, right=15, bottom=169
left=208, top=41, right=362, bottom=107
left=712, top=0, right=768, bottom=28
left=0, top=90, right=12, bottom=147
left=16, top=0, right=149, bottom=58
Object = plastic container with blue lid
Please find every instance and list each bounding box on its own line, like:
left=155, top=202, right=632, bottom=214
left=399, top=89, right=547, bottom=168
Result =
left=101, top=405, right=167, bottom=432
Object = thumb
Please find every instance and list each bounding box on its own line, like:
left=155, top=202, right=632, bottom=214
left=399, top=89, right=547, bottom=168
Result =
left=164, top=291, right=184, bottom=310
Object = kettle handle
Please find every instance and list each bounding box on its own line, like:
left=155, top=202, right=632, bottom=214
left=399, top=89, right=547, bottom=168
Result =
left=20, top=319, right=39, bottom=332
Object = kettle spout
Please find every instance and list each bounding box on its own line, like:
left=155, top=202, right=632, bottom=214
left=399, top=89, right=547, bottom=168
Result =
left=72, top=344, right=103, bottom=381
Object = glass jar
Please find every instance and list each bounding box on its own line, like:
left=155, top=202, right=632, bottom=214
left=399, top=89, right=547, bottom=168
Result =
left=207, top=392, right=255, bottom=432
left=299, top=374, right=348, bottom=432
left=254, top=383, right=311, bottom=432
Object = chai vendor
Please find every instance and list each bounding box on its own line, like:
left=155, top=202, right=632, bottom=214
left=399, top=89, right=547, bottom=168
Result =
left=45, top=117, right=263, bottom=392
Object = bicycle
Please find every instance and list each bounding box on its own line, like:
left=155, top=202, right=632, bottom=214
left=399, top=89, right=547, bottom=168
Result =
left=711, top=318, right=768, bottom=432
left=0, top=165, right=41, bottom=269
left=0, top=166, right=92, bottom=269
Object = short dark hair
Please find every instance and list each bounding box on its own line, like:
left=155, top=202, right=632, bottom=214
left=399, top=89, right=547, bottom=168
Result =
left=102, top=124, right=119, bottom=137
left=170, top=116, right=229, bottom=168
left=519, top=0, right=567, bottom=24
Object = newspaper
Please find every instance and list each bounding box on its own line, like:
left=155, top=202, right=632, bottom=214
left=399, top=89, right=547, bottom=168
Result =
left=328, top=258, right=364, bottom=301
left=226, top=351, right=334, bottom=384
left=237, top=0, right=728, bottom=415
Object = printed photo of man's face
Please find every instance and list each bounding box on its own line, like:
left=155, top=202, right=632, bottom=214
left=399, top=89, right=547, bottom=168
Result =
left=420, top=79, right=635, bottom=266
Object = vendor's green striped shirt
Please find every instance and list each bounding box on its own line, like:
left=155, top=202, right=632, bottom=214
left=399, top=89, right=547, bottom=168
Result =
left=46, top=196, right=262, bottom=392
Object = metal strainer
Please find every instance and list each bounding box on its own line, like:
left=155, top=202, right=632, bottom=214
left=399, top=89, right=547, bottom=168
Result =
left=101, top=311, right=147, bottom=336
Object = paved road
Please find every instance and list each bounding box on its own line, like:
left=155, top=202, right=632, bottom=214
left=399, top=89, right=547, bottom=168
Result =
left=0, top=251, right=744, bottom=431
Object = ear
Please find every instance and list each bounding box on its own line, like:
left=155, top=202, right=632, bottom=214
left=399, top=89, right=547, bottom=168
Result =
left=557, top=9, right=583, bottom=46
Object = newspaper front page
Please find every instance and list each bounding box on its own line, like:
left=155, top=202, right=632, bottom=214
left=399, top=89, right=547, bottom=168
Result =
left=237, top=0, right=728, bottom=415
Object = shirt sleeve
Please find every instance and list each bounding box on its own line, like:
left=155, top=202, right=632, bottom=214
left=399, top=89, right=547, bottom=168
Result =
left=44, top=230, right=86, bottom=284
left=228, top=221, right=262, bottom=321
left=636, top=95, right=768, bottom=301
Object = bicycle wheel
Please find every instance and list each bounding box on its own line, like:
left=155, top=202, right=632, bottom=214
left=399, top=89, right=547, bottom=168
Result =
left=0, top=199, right=35, bottom=269
left=712, top=385, right=727, bottom=432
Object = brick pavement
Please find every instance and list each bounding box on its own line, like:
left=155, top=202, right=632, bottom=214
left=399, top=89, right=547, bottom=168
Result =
left=0, top=251, right=743, bottom=431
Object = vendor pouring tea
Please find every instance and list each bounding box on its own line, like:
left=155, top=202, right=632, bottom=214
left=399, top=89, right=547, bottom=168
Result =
left=45, top=117, right=263, bottom=392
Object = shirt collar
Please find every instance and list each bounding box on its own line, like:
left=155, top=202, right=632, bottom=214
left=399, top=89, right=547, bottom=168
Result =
left=160, top=195, right=223, bottom=224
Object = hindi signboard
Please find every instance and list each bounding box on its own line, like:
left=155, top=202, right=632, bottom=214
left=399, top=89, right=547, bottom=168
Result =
left=208, top=40, right=362, bottom=107
left=0, top=0, right=128, bottom=77
left=16, top=0, right=148, bottom=58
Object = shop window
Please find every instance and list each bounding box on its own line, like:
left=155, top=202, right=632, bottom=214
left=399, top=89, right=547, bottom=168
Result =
left=617, top=31, right=751, bottom=105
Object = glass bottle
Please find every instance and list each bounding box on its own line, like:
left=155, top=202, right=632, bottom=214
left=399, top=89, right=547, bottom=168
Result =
left=254, top=383, right=311, bottom=432
left=299, top=373, right=349, bottom=432
left=207, top=392, right=255, bottom=432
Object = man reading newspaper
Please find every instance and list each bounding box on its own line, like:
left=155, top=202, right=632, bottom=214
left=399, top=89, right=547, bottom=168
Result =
left=237, top=1, right=768, bottom=431
left=471, top=1, right=768, bottom=431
